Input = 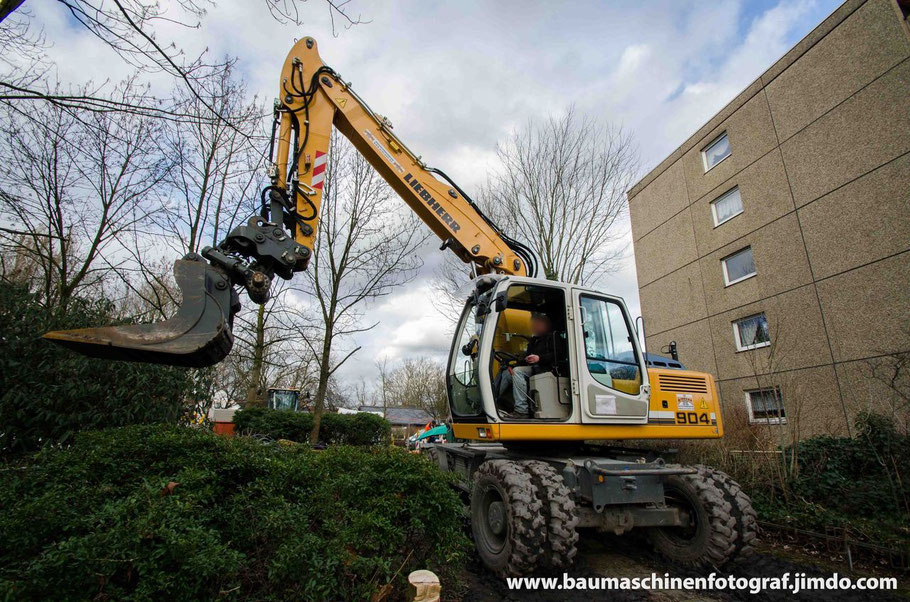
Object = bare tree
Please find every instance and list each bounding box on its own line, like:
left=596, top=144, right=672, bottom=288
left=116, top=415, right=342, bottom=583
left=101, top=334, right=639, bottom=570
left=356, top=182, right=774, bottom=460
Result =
left=157, top=61, right=266, bottom=257
left=0, top=78, right=170, bottom=308
left=298, top=133, right=428, bottom=444
left=113, top=61, right=266, bottom=321
left=216, top=280, right=320, bottom=407
left=383, top=357, right=448, bottom=421
left=483, top=107, right=638, bottom=285
left=375, top=356, right=391, bottom=417
left=866, top=349, right=910, bottom=421
left=0, top=0, right=365, bottom=125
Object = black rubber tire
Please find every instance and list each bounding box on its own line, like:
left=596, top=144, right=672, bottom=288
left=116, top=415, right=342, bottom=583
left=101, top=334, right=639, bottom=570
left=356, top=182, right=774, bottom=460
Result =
left=422, top=445, right=440, bottom=468
left=470, top=460, right=545, bottom=577
left=696, top=465, right=758, bottom=561
left=648, top=469, right=737, bottom=568
left=521, top=460, right=579, bottom=569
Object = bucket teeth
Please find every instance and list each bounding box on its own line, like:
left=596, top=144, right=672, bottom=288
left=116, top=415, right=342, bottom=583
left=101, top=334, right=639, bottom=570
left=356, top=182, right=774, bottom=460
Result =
left=43, top=257, right=238, bottom=368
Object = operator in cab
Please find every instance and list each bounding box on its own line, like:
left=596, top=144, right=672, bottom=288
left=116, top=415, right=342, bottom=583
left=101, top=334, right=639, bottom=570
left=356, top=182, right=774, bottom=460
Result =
left=495, top=313, right=556, bottom=419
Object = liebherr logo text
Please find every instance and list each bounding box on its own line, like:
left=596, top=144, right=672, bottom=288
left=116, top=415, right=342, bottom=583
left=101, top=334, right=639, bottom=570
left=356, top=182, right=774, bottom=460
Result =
left=404, top=173, right=460, bottom=233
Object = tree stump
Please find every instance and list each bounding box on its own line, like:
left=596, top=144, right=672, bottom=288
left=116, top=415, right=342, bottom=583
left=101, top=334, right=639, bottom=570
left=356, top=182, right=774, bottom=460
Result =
left=407, top=570, right=440, bottom=602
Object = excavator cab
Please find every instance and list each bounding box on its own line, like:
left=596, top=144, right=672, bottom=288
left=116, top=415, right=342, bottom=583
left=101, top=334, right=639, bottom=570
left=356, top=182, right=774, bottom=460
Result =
left=447, top=275, right=723, bottom=443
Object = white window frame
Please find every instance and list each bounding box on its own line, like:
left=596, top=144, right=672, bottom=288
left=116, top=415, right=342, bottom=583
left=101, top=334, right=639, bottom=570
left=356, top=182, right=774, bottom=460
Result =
left=745, top=387, right=786, bottom=424
left=721, top=246, right=756, bottom=286
left=732, top=313, right=771, bottom=351
left=710, top=186, right=744, bottom=227
left=701, top=132, right=731, bottom=172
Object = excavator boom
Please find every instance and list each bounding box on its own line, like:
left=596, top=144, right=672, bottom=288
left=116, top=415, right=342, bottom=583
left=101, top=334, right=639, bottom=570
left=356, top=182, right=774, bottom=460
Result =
left=44, top=37, right=534, bottom=367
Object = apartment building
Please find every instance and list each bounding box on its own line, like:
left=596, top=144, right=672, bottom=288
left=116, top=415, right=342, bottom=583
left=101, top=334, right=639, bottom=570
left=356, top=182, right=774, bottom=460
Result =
left=628, top=0, right=910, bottom=440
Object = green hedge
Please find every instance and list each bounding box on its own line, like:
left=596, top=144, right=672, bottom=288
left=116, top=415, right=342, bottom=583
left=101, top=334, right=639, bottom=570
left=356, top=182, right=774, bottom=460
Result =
left=745, top=413, right=910, bottom=550
left=0, top=424, right=467, bottom=601
left=233, top=407, right=391, bottom=446
left=0, top=282, right=204, bottom=457
left=776, top=412, right=910, bottom=521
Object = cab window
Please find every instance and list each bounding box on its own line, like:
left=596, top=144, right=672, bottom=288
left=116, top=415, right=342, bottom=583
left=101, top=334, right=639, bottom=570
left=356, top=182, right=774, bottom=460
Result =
left=448, top=301, right=484, bottom=416
left=488, top=284, right=572, bottom=421
left=579, top=295, right=642, bottom=395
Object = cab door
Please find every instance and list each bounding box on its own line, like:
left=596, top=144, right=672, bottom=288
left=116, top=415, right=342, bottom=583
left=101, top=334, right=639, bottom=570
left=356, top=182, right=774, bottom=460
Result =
left=572, top=290, right=649, bottom=424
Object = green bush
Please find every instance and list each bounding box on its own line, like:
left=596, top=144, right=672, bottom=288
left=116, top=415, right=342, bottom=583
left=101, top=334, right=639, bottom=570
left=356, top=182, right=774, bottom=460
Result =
left=0, top=282, right=204, bottom=457
left=784, top=412, right=909, bottom=517
left=234, top=407, right=391, bottom=445
left=0, top=424, right=467, bottom=601
left=234, top=406, right=312, bottom=441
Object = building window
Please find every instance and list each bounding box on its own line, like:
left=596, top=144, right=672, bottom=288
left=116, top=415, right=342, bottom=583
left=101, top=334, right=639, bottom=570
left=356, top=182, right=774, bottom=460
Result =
left=711, top=187, right=743, bottom=226
left=702, top=133, right=731, bottom=171
left=722, top=246, right=756, bottom=286
left=746, top=388, right=786, bottom=423
left=733, top=313, right=770, bottom=351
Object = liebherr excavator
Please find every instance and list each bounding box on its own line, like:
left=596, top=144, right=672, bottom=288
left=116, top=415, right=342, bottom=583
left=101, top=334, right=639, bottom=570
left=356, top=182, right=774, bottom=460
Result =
left=45, top=37, right=756, bottom=576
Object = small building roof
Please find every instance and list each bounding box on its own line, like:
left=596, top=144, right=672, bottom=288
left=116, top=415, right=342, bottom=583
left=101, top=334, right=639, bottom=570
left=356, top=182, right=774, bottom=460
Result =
left=357, top=405, right=433, bottom=426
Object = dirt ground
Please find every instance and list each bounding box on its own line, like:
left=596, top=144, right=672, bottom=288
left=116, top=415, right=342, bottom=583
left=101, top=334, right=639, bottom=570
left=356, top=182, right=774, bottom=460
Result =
left=454, top=531, right=908, bottom=601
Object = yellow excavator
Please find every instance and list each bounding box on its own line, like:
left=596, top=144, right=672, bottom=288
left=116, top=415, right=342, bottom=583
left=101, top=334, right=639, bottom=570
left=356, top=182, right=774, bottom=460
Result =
left=45, top=38, right=755, bottom=576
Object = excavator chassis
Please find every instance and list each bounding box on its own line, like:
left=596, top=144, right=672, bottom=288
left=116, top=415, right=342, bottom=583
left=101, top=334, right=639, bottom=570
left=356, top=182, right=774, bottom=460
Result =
left=426, top=443, right=756, bottom=577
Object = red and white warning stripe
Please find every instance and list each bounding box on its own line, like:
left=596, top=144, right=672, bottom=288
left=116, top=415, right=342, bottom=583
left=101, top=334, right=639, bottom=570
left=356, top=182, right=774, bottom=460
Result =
left=311, top=151, right=327, bottom=190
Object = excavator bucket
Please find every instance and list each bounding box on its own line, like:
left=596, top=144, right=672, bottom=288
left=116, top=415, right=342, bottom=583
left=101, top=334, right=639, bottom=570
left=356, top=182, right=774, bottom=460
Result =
left=43, top=256, right=239, bottom=368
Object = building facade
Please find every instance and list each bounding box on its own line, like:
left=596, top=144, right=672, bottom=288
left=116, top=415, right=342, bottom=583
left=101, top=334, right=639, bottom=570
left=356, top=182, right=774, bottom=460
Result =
left=628, top=0, right=910, bottom=443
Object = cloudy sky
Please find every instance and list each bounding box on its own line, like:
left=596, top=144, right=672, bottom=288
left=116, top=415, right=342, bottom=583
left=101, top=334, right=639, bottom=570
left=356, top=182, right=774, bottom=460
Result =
left=24, top=0, right=841, bottom=388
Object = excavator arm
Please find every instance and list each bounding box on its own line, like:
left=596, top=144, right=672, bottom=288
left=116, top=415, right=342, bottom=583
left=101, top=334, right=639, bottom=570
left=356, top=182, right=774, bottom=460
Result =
left=44, top=37, right=535, bottom=367
left=272, top=37, right=529, bottom=275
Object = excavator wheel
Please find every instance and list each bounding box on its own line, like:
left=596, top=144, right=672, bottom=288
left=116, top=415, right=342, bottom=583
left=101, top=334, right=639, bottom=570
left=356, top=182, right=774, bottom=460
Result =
left=695, top=465, right=758, bottom=561
left=648, top=469, right=738, bottom=568
left=521, top=460, right=579, bottom=569
left=470, top=460, right=545, bottom=577
left=422, top=445, right=441, bottom=469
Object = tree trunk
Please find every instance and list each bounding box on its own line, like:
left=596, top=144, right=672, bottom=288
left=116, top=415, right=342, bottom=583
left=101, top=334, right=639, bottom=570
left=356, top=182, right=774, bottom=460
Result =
left=245, top=303, right=266, bottom=406
left=309, top=333, right=333, bottom=445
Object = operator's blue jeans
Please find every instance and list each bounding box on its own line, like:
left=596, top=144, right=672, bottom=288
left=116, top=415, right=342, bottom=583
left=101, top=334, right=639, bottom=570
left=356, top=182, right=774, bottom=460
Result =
left=496, top=366, right=534, bottom=414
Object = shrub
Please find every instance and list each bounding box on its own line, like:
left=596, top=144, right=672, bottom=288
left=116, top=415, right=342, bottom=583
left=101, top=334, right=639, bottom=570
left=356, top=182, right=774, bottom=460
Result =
left=233, top=406, right=313, bottom=441
left=0, top=424, right=467, bottom=601
left=0, top=282, right=204, bottom=457
left=784, top=411, right=910, bottom=517
left=233, top=407, right=391, bottom=445
left=675, top=412, right=910, bottom=548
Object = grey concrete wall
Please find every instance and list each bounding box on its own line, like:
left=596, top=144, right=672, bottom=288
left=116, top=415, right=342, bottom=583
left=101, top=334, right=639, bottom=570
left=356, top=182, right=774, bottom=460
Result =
left=629, top=0, right=910, bottom=441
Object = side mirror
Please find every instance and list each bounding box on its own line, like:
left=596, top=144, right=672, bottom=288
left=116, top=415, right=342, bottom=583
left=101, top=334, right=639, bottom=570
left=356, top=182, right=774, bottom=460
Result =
left=494, top=291, right=508, bottom=312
